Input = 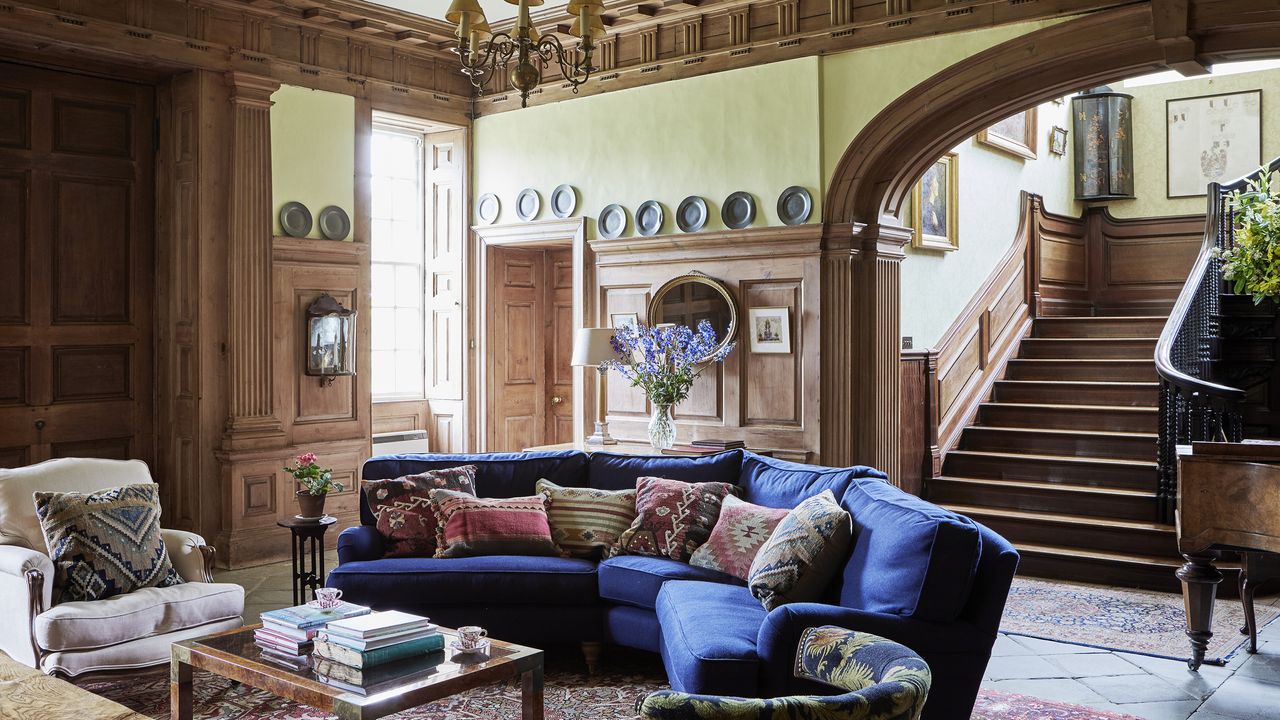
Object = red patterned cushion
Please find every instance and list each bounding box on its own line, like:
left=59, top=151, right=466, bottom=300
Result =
left=614, top=476, right=738, bottom=562
left=428, top=489, right=560, bottom=558
left=362, top=465, right=477, bottom=558
left=688, top=494, right=789, bottom=580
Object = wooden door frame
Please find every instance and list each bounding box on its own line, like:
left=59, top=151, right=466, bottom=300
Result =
left=472, top=218, right=590, bottom=452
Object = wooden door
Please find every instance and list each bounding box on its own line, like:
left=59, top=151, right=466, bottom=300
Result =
left=489, top=247, right=546, bottom=451
left=545, top=249, right=575, bottom=444
left=0, top=63, right=155, bottom=468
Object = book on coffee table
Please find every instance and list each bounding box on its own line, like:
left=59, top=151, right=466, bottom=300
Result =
left=314, top=633, right=445, bottom=669
left=311, top=654, right=442, bottom=696
left=325, top=610, right=435, bottom=640
left=260, top=601, right=371, bottom=631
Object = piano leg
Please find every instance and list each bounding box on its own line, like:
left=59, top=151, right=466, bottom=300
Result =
left=1239, top=552, right=1259, bottom=654
left=1178, top=553, right=1223, bottom=671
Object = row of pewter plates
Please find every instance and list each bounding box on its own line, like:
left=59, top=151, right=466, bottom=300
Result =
left=475, top=186, right=813, bottom=239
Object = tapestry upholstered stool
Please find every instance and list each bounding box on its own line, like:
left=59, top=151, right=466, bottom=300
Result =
left=637, top=626, right=932, bottom=720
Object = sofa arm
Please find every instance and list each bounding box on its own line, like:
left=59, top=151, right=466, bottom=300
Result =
left=0, top=545, right=54, bottom=668
left=337, top=525, right=384, bottom=564
left=162, top=528, right=215, bottom=583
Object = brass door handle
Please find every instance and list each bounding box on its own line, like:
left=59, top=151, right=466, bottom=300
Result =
left=551, top=396, right=564, bottom=405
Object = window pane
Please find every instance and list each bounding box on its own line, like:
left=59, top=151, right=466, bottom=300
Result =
left=392, top=179, right=418, bottom=221
left=371, top=264, right=395, bottom=307
left=395, top=265, right=422, bottom=308
left=372, top=177, right=393, bottom=219
left=395, top=308, right=423, bottom=350
left=395, top=351, right=425, bottom=396
left=372, top=309, right=395, bottom=351
left=371, top=351, right=395, bottom=396
left=389, top=220, right=423, bottom=264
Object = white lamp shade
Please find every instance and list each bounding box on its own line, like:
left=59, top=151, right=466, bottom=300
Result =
left=571, top=328, right=618, bottom=367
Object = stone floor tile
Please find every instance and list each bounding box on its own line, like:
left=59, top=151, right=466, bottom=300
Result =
left=1187, top=713, right=1246, bottom=720
left=982, top=677, right=1107, bottom=705
left=1047, top=652, right=1144, bottom=678
left=991, top=634, right=1037, bottom=657
left=1080, top=674, right=1199, bottom=704
left=1235, top=646, right=1280, bottom=681
left=1195, top=674, right=1280, bottom=720
left=1107, top=700, right=1203, bottom=720
left=1011, top=635, right=1104, bottom=655
left=983, top=654, right=1068, bottom=681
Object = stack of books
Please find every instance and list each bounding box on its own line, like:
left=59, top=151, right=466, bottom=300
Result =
left=254, top=601, right=371, bottom=664
left=662, top=438, right=746, bottom=456
left=311, top=610, right=443, bottom=691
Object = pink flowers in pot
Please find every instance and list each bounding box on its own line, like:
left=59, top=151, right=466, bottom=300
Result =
left=284, top=452, right=342, bottom=496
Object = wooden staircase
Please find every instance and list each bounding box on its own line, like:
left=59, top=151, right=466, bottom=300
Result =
left=927, top=314, right=1185, bottom=591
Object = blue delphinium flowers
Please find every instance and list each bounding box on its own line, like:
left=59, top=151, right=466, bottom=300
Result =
left=601, top=320, right=735, bottom=406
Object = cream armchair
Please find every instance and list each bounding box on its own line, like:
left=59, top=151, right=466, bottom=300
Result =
left=0, top=458, right=244, bottom=678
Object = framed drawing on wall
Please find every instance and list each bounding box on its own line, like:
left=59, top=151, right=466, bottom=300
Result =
left=910, top=152, right=959, bottom=251
left=1166, top=90, right=1262, bottom=198
left=978, top=109, right=1038, bottom=160
left=609, top=312, right=639, bottom=329
left=748, top=307, right=791, bottom=354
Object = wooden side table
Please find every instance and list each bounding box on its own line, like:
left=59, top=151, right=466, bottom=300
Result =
left=277, top=516, right=337, bottom=606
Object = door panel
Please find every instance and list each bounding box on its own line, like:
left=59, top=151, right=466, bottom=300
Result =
left=424, top=128, right=467, bottom=452
left=489, top=247, right=545, bottom=451
left=546, top=249, right=575, bottom=444
left=0, top=63, right=154, bottom=468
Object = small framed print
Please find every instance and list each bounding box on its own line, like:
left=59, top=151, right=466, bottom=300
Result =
left=610, top=312, right=640, bottom=329
left=978, top=108, right=1038, bottom=160
left=1049, top=126, right=1068, bottom=156
left=748, top=307, right=791, bottom=354
left=910, top=152, right=959, bottom=251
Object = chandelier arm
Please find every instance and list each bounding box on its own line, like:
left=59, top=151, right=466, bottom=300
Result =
left=535, top=35, right=593, bottom=87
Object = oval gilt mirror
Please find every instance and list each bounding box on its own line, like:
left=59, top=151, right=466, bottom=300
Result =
left=647, top=272, right=738, bottom=362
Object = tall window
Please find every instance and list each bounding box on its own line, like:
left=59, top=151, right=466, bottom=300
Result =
left=371, top=125, right=426, bottom=400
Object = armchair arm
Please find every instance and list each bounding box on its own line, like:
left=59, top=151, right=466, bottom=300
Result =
left=337, top=525, right=385, bottom=564
left=0, top=545, right=54, bottom=668
left=162, top=528, right=215, bottom=583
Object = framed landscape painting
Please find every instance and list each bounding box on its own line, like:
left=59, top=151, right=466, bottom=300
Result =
left=978, top=109, right=1038, bottom=160
left=1166, top=90, right=1262, bottom=198
left=910, top=152, right=959, bottom=251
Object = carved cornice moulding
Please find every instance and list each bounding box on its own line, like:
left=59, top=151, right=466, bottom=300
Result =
left=588, top=223, right=821, bottom=262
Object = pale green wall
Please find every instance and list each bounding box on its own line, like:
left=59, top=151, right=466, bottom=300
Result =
left=900, top=101, right=1079, bottom=348
left=270, top=85, right=356, bottom=240
left=473, top=57, right=823, bottom=234
left=1097, top=69, right=1280, bottom=218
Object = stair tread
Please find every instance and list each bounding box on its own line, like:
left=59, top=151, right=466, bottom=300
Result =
left=968, top=426, right=1157, bottom=440
left=1009, top=358, right=1155, bottom=363
left=1016, top=542, right=1182, bottom=567
left=980, top=402, right=1157, bottom=414
left=1023, top=337, right=1158, bottom=341
left=942, top=504, right=1173, bottom=533
left=946, top=449, right=1157, bottom=467
left=997, top=380, right=1160, bottom=387
left=1038, top=316, right=1166, bottom=321
left=935, top=476, right=1157, bottom=497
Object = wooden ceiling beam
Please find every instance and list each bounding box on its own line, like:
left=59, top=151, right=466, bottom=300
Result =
left=1151, top=0, right=1210, bottom=76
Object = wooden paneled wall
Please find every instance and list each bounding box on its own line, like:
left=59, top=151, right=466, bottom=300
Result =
left=591, top=226, right=821, bottom=463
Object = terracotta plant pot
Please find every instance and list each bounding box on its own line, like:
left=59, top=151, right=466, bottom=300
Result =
left=296, top=490, right=327, bottom=520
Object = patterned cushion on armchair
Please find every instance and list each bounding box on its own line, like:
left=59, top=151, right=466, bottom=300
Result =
left=637, top=626, right=931, bottom=720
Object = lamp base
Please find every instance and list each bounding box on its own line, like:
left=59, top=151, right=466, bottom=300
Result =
left=584, top=422, right=618, bottom=446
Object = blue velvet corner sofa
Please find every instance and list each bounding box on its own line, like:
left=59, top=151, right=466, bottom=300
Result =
left=327, top=449, right=1019, bottom=720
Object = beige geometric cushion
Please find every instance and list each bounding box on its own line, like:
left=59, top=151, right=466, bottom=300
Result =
left=536, top=479, right=637, bottom=559
left=35, top=581, right=244, bottom=652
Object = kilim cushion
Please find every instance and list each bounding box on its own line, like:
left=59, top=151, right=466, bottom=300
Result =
left=34, top=483, right=184, bottom=604
left=688, top=495, right=789, bottom=580
left=747, top=489, right=852, bottom=610
left=429, top=488, right=560, bottom=558
left=614, top=477, right=738, bottom=562
left=362, top=465, right=477, bottom=558
left=535, top=479, right=637, bottom=559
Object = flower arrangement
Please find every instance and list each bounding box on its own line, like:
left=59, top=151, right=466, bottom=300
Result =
left=1216, top=167, right=1280, bottom=305
left=284, top=452, right=342, bottom=496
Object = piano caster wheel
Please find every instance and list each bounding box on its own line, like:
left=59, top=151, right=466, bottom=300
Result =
left=1187, top=653, right=1204, bottom=671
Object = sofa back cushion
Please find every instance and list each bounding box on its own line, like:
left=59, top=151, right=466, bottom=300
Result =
left=736, top=453, right=885, bottom=509
left=834, top=479, right=983, bottom=623
left=587, top=450, right=743, bottom=491
left=361, top=452, right=589, bottom=525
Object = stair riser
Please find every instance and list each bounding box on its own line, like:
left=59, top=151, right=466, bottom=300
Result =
left=978, top=405, right=1158, bottom=433
left=1020, top=340, right=1156, bottom=359
left=994, top=383, right=1159, bottom=407
left=958, top=513, right=1177, bottom=557
left=959, top=429, right=1155, bottom=461
left=1016, top=553, right=1183, bottom=593
left=943, top=455, right=1156, bottom=490
left=1034, top=319, right=1165, bottom=338
left=928, top=481, right=1157, bottom=521
left=1005, top=361, right=1155, bottom=382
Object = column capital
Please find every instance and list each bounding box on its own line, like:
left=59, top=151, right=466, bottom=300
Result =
left=225, top=72, right=280, bottom=107
left=851, top=221, right=911, bottom=259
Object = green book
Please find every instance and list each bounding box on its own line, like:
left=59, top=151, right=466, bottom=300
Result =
left=313, top=633, right=444, bottom=669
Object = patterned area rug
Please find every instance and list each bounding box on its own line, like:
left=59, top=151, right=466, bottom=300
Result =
left=1001, top=577, right=1280, bottom=665
left=83, top=649, right=1141, bottom=720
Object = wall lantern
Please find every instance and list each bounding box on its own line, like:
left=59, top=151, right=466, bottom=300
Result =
left=305, top=294, right=356, bottom=386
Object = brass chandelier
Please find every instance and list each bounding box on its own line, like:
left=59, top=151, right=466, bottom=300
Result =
left=446, top=0, right=607, bottom=108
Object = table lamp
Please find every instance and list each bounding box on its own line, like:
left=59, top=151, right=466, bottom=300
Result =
left=571, top=327, right=619, bottom=445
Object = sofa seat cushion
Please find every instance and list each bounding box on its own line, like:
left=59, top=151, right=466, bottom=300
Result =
left=656, top=580, right=767, bottom=695
left=599, top=555, right=742, bottom=609
left=35, top=582, right=244, bottom=653
left=326, top=555, right=599, bottom=605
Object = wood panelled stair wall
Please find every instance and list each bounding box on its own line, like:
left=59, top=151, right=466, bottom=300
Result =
left=901, top=193, right=1207, bottom=590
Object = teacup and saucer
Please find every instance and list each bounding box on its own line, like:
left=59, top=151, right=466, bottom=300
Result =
left=450, top=625, right=490, bottom=657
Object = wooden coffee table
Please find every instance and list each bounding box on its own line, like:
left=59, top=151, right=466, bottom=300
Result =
left=170, top=625, right=544, bottom=720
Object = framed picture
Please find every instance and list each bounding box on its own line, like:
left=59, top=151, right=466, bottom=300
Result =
left=305, top=294, right=356, bottom=380
left=609, top=312, right=639, bottom=329
left=910, top=152, right=959, bottom=251
left=748, top=307, right=791, bottom=354
left=1166, top=90, right=1262, bottom=198
left=977, top=109, right=1037, bottom=160
left=1049, top=126, right=1068, bottom=156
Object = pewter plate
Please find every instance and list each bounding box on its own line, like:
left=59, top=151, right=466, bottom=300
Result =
left=318, top=205, right=351, bottom=240
left=477, top=193, right=500, bottom=224
left=636, top=200, right=664, bottom=236
left=676, top=196, right=708, bottom=233
left=722, top=191, right=756, bottom=230
left=515, top=188, right=541, bottom=221
left=279, top=201, right=312, bottom=238
left=598, top=204, right=629, bottom=240
left=551, top=184, right=578, bottom=218
left=777, top=186, right=813, bottom=226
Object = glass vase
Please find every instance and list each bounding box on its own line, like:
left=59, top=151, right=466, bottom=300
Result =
left=648, top=403, right=676, bottom=450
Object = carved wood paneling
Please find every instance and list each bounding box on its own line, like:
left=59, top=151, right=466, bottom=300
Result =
left=898, top=348, right=936, bottom=497
left=0, top=172, right=27, bottom=324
